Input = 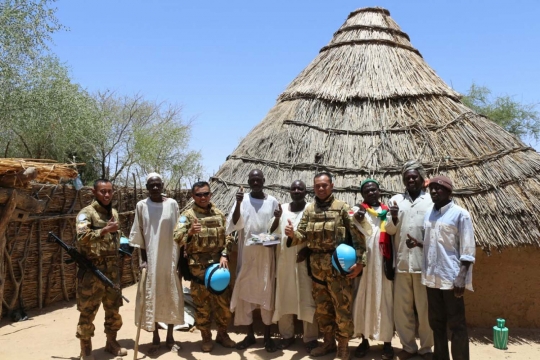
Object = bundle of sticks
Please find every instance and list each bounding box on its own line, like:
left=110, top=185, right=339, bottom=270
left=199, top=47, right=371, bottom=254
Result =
left=0, top=158, right=82, bottom=187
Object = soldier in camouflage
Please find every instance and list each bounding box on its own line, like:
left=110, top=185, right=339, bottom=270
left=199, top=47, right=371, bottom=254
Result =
left=75, top=179, right=127, bottom=360
left=174, top=181, right=236, bottom=352
left=285, top=172, right=367, bottom=360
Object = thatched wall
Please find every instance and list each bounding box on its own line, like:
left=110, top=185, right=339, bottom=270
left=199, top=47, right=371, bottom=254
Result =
left=1, top=184, right=189, bottom=318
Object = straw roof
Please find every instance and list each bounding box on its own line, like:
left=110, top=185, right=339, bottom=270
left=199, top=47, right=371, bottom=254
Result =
left=208, top=7, right=540, bottom=251
left=0, top=158, right=79, bottom=186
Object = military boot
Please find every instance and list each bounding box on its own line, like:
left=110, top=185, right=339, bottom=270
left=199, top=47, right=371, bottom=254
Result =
left=216, top=326, right=236, bottom=348
left=200, top=329, right=214, bottom=352
left=310, top=332, right=337, bottom=357
left=336, top=335, right=350, bottom=360
left=105, top=332, right=128, bottom=356
left=80, top=338, right=95, bottom=360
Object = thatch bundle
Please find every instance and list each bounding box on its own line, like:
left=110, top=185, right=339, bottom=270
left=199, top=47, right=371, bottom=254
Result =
left=208, top=7, right=540, bottom=251
left=0, top=158, right=80, bottom=186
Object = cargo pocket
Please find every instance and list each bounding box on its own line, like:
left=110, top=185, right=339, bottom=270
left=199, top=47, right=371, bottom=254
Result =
left=313, top=222, right=324, bottom=244
left=217, top=227, right=226, bottom=248
left=207, top=227, right=217, bottom=250
left=306, top=222, right=315, bottom=242
left=336, top=226, right=346, bottom=242
left=321, top=221, right=336, bottom=249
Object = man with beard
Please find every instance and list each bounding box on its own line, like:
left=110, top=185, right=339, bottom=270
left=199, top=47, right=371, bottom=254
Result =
left=270, top=180, right=318, bottom=353
left=129, top=173, right=184, bottom=355
left=352, top=179, right=395, bottom=360
left=285, top=172, right=366, bottom=360
left=407, top=176, right=475, bottom=360
left=386, top=161, right=434, bottom=360
left=75, top=179, right=127, bottom=360
left=227, top=169, right=280, bottom=352
left=174, top=181, right=236, bottom=352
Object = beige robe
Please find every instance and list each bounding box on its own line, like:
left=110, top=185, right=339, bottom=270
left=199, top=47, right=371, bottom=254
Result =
left=272, top=203, right=315, bottom=323
left=129, top=198, right=184, bottom=331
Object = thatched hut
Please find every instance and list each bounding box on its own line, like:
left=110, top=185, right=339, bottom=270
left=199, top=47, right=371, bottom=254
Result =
left=208, top=7, right=540, bottom=327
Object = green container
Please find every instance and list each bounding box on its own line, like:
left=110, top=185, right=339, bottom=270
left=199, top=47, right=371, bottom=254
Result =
left=493, top=318, right=508, bottom=350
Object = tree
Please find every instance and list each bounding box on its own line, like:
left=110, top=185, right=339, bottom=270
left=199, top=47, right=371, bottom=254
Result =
left=1, top=57, right=101, bottom=163
left=89, top=91, right=202, bottom=187
left=462, top=83, right=540, bottom=141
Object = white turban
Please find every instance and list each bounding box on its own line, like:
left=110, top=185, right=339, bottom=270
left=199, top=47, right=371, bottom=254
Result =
left=146, top=172, right=162, bottom=182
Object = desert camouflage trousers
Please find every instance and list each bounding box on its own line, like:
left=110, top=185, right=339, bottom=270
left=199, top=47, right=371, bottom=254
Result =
left=76, top=261, right=123, bottom=340
left=310, top=252, right=354, bottom=338
left=190, top=264, right=232, bottom=331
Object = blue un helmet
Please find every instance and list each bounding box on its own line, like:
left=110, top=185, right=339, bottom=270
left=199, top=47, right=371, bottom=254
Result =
left=204, top=263, right=231, bottom=294
left=332, top=243, right=357, bottom=275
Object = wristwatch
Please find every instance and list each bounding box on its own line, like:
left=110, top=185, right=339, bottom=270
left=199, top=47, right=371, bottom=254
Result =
left=221, top=252, right=229, bottom=260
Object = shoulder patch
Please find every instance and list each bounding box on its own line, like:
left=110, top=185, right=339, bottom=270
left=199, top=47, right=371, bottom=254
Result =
left=179, top=216, right=187, bottom=223
left=77, top=213, right=87, bottom=222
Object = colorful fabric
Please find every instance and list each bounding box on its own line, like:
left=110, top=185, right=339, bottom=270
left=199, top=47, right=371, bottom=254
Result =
left=361, top=202, right=391, bottom=260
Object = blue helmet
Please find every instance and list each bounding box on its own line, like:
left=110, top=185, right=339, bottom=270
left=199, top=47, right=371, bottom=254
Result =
left=332, top=243, right=356, bottom=275
left=204, top=263, right=231, bottom=294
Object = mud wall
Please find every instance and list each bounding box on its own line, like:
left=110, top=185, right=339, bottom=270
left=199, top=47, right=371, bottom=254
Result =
left=465, top=246, right=540, bottom=328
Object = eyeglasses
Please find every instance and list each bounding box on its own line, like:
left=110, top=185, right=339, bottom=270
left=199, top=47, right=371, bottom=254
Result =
left=194, top=192, right=211, bottom=198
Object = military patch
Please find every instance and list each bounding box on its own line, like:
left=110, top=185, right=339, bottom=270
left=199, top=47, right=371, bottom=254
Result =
left=77, top=213, right=87, bottom=221
left=76, top=221, right=88, bottom=234
left=179, top=216, right=187, bottom=223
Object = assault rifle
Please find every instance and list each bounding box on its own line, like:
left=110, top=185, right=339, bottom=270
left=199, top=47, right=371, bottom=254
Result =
left=47, top=232, right=129, bottom=303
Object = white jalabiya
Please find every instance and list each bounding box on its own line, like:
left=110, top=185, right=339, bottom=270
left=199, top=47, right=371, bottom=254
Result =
left=129, top=198, right=184, bottom=331
left=272, top=203, right=316, bottom=324
left=352, top=206, right=394, bottom=341
left=227, top=194, right=278, bottom=326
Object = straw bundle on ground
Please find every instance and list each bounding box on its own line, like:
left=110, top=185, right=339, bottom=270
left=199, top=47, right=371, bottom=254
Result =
left=208, top=7, right=540, bottom=252
left=0, top=158, right=80, bottom=186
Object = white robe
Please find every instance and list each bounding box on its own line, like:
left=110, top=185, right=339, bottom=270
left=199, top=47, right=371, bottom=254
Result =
left=352, top=207, right=394, bottom=342
left=129, top=198, right=184, bottom=331
left=227, top=194, right=278, bottom=325
left=271, top=203, right=315, bottom=323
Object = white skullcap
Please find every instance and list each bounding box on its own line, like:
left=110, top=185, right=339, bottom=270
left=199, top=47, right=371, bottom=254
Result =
left=146, top=172, right=162, bottom=182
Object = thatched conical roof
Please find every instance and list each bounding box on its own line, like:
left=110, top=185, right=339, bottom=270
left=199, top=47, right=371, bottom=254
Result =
left=208, top=7, right=540, bottom=251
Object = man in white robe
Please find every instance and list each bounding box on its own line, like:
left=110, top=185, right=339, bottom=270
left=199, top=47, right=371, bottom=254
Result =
left=129, top=173, right=184, bottom=354
left=227, top=169, right=279, bottom=352
left=270, top=180, right=318, bottom=352
left=352, top=179, right=394, bottom=360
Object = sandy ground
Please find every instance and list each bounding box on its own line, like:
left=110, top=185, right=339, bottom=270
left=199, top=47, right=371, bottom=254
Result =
left=1, top=283, right=539, bottom=360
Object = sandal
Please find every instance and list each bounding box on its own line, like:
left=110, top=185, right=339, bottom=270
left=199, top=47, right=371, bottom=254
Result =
left=166, top=338, right=182, bottom=352
left=264, top=338, right=278, bottom=353
left=276, top=337, right=295, bottom=350
left=236, top=335, right=256, bottom=350
left=304, top=339, right=320, bottom=353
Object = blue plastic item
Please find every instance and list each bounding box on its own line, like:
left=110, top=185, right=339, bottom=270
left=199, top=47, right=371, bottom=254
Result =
left=204, top=263, right=230, bottom=294
left=332, top=243, right=357, bottom=275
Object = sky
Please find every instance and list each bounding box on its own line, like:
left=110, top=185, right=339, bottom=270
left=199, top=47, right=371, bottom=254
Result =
left=52, top=0, right=540, bottom=178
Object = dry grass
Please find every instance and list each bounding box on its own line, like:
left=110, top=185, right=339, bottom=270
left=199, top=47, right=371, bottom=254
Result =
left=207, top=7, right=540, bottom=251
left=0, top=158, right=80, bottom=185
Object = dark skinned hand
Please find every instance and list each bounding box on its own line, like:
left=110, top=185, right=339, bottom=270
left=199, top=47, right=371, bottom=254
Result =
left=236, top=186, right=244, bottom=203
left=354, top=206, right=366, bottom=222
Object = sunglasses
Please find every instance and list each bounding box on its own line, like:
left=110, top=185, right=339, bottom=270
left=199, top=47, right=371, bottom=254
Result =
left=194, top=192, right=211, bottom=198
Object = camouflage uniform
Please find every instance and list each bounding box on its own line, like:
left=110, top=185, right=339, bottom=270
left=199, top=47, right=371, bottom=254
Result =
left=75, top=200, right=123, bottom=340
left=174, top=203, right=234, bottom=339
left=291, top=195, right=366, bottom=351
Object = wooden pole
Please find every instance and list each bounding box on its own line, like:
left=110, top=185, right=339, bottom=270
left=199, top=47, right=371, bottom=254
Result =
left=0, top=190, right=17, bottom=320
left=37, top=219, right=43, bottom=309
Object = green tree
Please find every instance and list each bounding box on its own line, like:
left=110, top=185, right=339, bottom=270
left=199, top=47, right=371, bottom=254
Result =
left=462, top=83, right=540, bottom=141
left=90, top=91, right=202, bottom=187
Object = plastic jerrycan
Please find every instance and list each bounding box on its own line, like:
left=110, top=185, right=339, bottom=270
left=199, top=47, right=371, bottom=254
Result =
left=493, top=318, right=508, bottom=350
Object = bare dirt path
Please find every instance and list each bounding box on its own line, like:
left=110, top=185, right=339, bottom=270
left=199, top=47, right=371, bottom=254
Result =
left=1, top=284, right=538, bottom=359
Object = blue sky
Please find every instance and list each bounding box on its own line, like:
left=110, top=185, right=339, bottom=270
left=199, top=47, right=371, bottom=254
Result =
left=53, top=1, right=540, bottom=177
